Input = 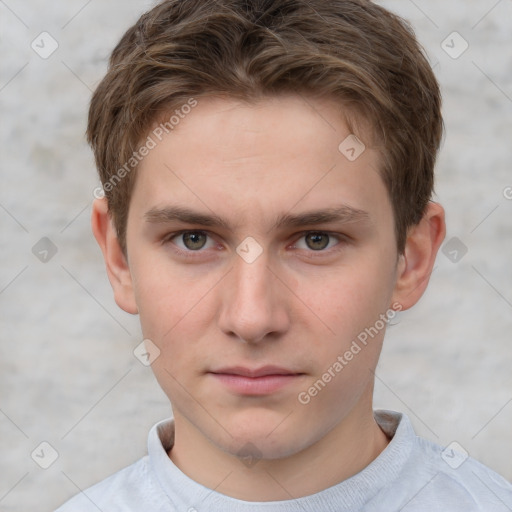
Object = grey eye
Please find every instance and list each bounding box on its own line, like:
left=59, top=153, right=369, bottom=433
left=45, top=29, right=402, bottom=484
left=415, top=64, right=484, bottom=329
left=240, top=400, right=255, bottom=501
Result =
left=305, top=232, right=330, bottom=250
left=182, top=232, right=208, bottom=250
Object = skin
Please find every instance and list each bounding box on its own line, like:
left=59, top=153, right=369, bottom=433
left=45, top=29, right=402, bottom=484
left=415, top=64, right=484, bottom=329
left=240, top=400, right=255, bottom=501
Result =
left=92, top=95, right=445, bottom=501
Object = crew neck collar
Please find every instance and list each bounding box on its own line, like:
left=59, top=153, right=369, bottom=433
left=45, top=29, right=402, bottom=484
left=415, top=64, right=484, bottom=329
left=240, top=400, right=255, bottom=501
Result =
left=148, top=410, right=413, bottom=512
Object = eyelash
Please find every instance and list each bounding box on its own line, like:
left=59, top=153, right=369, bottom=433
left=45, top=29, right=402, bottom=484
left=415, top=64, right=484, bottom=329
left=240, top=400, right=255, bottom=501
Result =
left=162, top=230, right=348, bottom=258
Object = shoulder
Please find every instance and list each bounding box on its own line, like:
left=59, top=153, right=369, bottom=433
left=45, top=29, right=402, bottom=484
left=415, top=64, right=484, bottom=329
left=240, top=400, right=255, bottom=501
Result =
left=372, top=411, right=512, bottom=511
left=396, top=435, right=512, bottom=510
left=55, top=418, right=176, bottom=512
left=55, top=456, right=162, bottom=512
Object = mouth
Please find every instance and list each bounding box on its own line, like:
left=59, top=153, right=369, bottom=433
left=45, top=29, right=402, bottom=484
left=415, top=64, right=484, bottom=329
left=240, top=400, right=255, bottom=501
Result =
left=208, top=366, right=305, bottom=395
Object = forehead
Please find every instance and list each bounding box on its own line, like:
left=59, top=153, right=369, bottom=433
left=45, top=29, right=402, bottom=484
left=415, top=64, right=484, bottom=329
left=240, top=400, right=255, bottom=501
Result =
left=149, top=94, right=370, bottom=163
left=132, top=95, right=391, bottom=231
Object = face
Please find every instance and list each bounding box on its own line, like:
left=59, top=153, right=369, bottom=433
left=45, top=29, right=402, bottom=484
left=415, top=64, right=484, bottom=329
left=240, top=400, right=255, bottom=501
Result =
left=123, top=95, right=402, bottom=459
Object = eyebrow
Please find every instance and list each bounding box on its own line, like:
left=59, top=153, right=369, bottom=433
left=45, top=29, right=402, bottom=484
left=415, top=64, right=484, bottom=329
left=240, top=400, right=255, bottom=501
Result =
left=271, top=206, right=370, bottom=230
left=144, top=205, right=370, bottom=231
left=144, top=206, right=232, bottom=230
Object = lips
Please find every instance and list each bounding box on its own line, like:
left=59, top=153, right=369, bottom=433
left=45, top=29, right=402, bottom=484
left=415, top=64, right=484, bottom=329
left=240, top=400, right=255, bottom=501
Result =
left=211, top=365, right=301, bottom=378
left=209, top=366, right=304, bottom=395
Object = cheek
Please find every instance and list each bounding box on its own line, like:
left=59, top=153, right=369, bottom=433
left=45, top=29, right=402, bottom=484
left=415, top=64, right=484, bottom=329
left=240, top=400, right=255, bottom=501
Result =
left=296, top=265, right=392, bottom=411
left=307, top=258, right=396, bottom=340
left=132, top=259, right=220, bottom=376
left=132, top=265, right=170, bottom=337
left=132, top=253, right=207, bottom=334
left=294, top=255, right=396, bottom=396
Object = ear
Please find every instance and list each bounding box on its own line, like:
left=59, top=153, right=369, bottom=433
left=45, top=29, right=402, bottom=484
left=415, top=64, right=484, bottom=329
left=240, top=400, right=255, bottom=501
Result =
left=91, top=198, right=138, bottom=314
left=391, top=201, right=446, bottom=310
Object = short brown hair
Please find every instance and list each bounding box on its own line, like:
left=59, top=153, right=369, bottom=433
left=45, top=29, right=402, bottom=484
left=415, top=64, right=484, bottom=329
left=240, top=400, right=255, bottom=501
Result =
left=87, top=0, right=442, bottom=253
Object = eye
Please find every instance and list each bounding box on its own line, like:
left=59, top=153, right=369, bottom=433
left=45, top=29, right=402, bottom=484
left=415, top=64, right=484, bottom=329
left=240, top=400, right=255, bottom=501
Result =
left=294, top=232, right=341, bottom=251
left=169, top=231, right=215, bottom=251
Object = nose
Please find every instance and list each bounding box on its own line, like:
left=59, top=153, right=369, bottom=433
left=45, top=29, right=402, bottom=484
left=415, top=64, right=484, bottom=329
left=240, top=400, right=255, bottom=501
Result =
left=218, top=251, right=290, bottom=344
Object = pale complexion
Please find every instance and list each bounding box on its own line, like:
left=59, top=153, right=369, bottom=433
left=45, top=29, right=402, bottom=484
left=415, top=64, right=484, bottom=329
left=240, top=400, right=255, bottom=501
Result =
left=92, top=95, right=445, bottom=501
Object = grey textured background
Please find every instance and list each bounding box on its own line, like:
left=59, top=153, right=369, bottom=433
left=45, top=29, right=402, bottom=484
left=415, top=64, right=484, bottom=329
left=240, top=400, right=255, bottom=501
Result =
left=0, top=1, right=511, bottom=510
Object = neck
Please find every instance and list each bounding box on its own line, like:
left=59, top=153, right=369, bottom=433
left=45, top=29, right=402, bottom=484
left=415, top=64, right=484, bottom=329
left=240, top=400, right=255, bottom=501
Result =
left=168, top=394, right=389, bottom=501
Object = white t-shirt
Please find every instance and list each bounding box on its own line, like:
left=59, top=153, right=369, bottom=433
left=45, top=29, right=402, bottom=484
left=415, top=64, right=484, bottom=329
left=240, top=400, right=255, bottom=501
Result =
left=55, top=410, right=512, bottom=511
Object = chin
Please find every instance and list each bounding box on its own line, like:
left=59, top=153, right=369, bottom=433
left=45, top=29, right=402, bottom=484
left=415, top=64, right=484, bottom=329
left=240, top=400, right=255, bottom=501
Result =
left=211, top=410, right=311, bottom=461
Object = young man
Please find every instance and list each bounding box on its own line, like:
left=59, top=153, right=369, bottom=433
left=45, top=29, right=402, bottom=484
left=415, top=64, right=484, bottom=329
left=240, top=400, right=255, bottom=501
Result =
left=57, top=0, right=512, bottom=510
